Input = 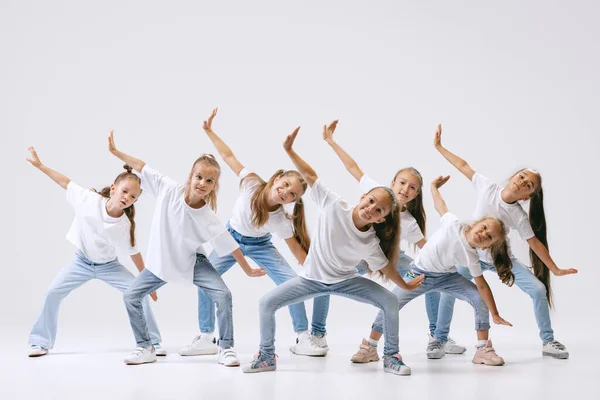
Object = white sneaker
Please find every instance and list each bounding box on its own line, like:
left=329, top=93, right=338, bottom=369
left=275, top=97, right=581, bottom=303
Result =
left=217, top=347, right=240, bottom=367
left=311, top=333, right=329, bottom=350
left=124, top=347, right=157, bottom=365
left=289, top=331, right=328, bottom=356
left=543, top=340, right=569, bottom=359
left=444, top=337, right=467, bottom=354
left=29, top=345, right=48, bottom=358
left=153, top=344, right=167, bottom=356
left=178, top=334, right=218, bottom=356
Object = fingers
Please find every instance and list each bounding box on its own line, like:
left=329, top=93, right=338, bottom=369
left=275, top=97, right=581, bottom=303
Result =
left=437, top=123, right=442, bottom=135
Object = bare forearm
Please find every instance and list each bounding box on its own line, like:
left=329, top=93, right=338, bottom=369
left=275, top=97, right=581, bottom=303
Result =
left=325, top=139, right=363, bottom=181
left=204, top=129, right=244, bottom=174
left=231, top=248, right=251, bottom=272
left=285, top=149, right=317, bottom=187
left=435, top=145, right=475, bottom=180
left=38, top=164, right=71, bottom=189
left=476, top=280, right=500, bottom=316
left=110, top=149, right=146, bottom=173
left=285, top=237, right=307, bottom=264
left=130, top=253, right=145, bottom=273
left=431, top=188, right=449, bottom=216
left=528, top=237, right=559, bottom=273
left=382, top=263, right=409, bottom=290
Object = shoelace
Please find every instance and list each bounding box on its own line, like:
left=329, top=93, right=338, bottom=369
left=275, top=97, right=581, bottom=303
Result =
left=549, top=340, right=566, bottom=350
left=131, top=347, right=146, bottom=357
left=221, top=348, right=237, bottom=359
left=428, top=340, right=443, bottom=351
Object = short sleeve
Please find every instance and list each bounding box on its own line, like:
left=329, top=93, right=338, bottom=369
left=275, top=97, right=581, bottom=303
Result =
left=359, top=174, right=380, bottom=194
left=472, top=172, right=495, bottom=195
left=66, top=181, right=94, bottom=208
left=513, top=210, right=535, bottom=240
left=273, top=218, right=294, bottom=240
left=363, top=241, right=389, bottom=272
left=402, top=212, right=425, bottom=243
left=210, top=231, right=240, bottom=257
left=141, top=165, right=178, bottom=197
left=238, top=168, right=261, bottom=193
left=440, top=212, right=459, bottom=228
left=310, top=179, right=342, bottom=209
left=465, top=260, right=483, bottom=278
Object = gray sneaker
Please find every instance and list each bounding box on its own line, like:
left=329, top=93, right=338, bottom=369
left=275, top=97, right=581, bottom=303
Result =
left=542, top=340, right=569, bottom=359
left=426, top=338, right=445, bottom=359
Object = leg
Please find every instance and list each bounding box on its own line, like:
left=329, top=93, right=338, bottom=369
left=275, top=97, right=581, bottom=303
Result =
left=197, top=250, right=237, bottom=334
left=123, top=269, right=165, bottom=348
left=193, top=254, right=235, bottom=350
left=433, top=265, right=474, bottom=342
left=29, top=254, right=93, bottom=349
left=96, top=260, right=162, bottom=346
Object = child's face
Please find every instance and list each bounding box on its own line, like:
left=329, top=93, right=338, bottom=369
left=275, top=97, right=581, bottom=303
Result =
left=391, top=170, right=421, bottom=205
left=357, top=188, right=392, bottom=224
left=110, top=178, right=141, bottom=210
left=507, top=169, right=539, bottom=200
left=188, top=163, right=219, bottom=201
left=466, top=218, right=503, bottom=250
left=270, top=174, right=303, bottom=205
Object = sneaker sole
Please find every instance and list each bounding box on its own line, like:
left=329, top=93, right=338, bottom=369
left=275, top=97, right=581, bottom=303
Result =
left=472, top=358, right=504, bottom=366
left=243, top=365, right=276, bottom=373
left=155, top=351, right=167, bottom=357
left=350, top=354, right=379, bottom=363
left=384, top=367, right=411, bottom=376
left=178, top=349, right=219, bottom=356
left=124, top=359, right=157, bottom=365
left=289, top=346, right=328, bottom=357
left=28, top=351, right=48, bottom=358
left=542, top=351, right=569, bottom=359
left=219, top=361, right=241, bottom=367
left=426, top=352, right=445, bottom=359
left=445, top=348, right=467, bottom=355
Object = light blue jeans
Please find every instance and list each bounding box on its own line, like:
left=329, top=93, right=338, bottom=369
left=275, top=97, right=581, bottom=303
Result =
left=372, top=267, right=490, bottom=336
left=29, top=251, right=161, bottom=349
left=357, top=251, right=442, bottom=334
left=431, top=258, right=554, bottom=343
left=125, top=253, right=234, bottom=349
left=259, top=276, right=400, bottom=360
left=198, top=223, right=330, bottom=335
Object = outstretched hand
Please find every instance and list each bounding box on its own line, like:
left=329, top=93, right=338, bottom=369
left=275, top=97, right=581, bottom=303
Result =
left=553, top=268, right=578, bottom=276
left=405, top=274, right=425, bottom=291
left=283, top=126, right=301, bottom=151
left=431, top=175, right=450, bottom=190
left=492, top=314, right=513, bottom=327
left=322, top=120, right=339, bottom=142
left=434, top=124, right=442, bottom=148
left=108, top=130, right=118, bottom=154
left=245, top=267, right=267, bottom=278
left=26, top=146, right=43, bottom=169
left=203, top=107, right=218, bottom=133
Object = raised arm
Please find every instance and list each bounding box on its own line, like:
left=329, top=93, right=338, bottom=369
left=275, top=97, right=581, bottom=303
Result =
left=322, top=120, right=364, bottom=181
left=434, top=124, right=476, bottom=180
left=473, top=275, right=512, bottom=326
left=26, top=147, right=71, bottom=189
left=430, top=175, right=450, bottom=217
left=108, top=130, right=146, bottom=173
left=202, top=108, right=245, bottom=176
left=283, top=126, right=318, bottom=187
left=527, top=237, right=578, bottom=276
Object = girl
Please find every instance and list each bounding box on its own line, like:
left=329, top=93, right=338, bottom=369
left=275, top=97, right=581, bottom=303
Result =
left=243, top=123, right=425, bottom=375
left=180, top=108, right=330, bottom=358
left=322, top=123, right=467, bottom=361
left=26, top=147, right=164, bottom=357
left=355, top=175, right=513, bottom=366
left=430, top=124, right=577, bottom=359
left=108, top=131, right=265, bottom=366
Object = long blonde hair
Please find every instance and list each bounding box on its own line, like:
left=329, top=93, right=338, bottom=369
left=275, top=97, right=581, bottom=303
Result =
left=244, top=169, right=311, bottom=252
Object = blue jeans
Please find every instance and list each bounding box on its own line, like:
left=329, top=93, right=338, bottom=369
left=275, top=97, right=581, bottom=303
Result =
left=125, top=253, right=234, bottom=348
left=259, top=276, right=400, bottom=359
left=432, top=258, right=554, bottom=343
left=29, top=251, right=161, bottom=348
left=198, top=223, right=330, bottom=335
left=372, top=267, right=490, bottom=336
left=357, top=251, right=441, bottom=333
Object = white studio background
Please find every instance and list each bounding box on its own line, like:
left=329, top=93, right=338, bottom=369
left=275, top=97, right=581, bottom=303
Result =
left=1, top=0, right=598, bottom=353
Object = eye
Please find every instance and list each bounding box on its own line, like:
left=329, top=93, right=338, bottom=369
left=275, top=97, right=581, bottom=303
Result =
left=377, top=208, right=382, bottom=214
left=207, top=179, right=213, bottom=183
left=483, top=225, right=487, bottom=230
left=488, top=234, right=492, bottom=240
left=290, top=192, right=297, bottom=199
left=369, top=198, right=374, bottom=204
left=285, top=182, right=289, bottom=187
left=196, top=175, right=202, bottom=179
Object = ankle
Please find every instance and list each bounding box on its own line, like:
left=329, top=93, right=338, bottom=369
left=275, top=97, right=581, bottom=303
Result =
left=367, top=338, right=379, bottom=347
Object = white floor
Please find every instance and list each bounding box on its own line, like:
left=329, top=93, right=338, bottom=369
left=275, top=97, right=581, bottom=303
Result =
left=3, top=331, right=596, bottom=400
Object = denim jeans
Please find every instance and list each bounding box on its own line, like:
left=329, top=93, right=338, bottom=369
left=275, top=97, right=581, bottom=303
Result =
left=198, top=223, right=329, bottom=335
left=125, top=253, right=234, bottom=348
left=357, top=251, right=442, bottom=334
left=29, top=251, right=161, bottom=348
left=258, top=276, right=400, bottom=359
left=432, top=258, right=554, bottom=342
left=371, top=267, right=490, bottom=337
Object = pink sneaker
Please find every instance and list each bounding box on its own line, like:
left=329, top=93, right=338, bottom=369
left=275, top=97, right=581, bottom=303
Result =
left=472, top=340, right=504, bottom=366
left=350, top=338, right=379, bottom=363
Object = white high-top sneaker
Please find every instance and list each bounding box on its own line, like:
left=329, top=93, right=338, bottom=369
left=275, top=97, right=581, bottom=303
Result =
left=289, top=331, right=328, bottom=356
left=178, top=334, right=218, bottom=356
left=124, top=347, right=157, bottom=365
left=217, top=347, right=240, bottom=367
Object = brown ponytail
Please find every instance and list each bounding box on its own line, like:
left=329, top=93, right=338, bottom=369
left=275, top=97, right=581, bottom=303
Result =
left=92, top=164, right=141, bottom=247
left=528, top=174, right=551, bottom=307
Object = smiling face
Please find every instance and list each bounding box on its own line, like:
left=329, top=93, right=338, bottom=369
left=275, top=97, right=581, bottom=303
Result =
left=507, top=169, right=540, bottom=201
left=269, top=173, right=305, bottom=205
left=391, top=169, right=421, bottom=205
left=356, top=188, right=393, bottom=225
left=187, top=162, right=220, bottom=203
left=465, top=217, right=505, bottom=250
left=110, top=177, right=142, bottom=210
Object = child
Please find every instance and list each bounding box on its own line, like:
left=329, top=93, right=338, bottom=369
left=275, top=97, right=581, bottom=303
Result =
left=352, top=175, right=513, bottom=366
left=242, top=122, right=424, bottom=375
left=431, top=124, right=577, bottom=359
left=108, top=131, right=265, bottom=366
left=26, top=146, right=164, bottom=357
left=322, top=123, right=467, bottom=361
left=179, top=108, right=330, bottom=358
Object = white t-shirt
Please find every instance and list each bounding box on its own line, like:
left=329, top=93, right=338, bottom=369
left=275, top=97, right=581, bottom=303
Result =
left=299, top=179, right=390, bottom=284
left=359, top=174, right=425, bottom=244
left=413, top=213, right=483, bottom=277
left=65, top=182, right=139, bottom=263
left=141, top=165, right=239, bottom=283
left=472, top=172, right=535, bottom=263
left=228, top=169, right=295, bottom=239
